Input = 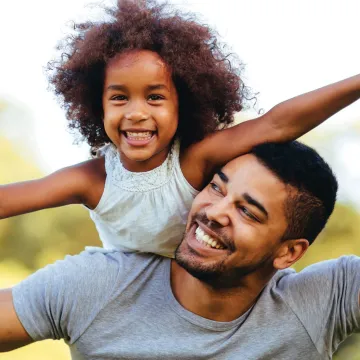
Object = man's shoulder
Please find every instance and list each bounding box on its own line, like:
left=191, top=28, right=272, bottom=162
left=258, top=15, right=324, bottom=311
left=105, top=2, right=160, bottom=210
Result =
left=262, top=255, right=360, bottom=356
left=63, top=248, right=168, bottom=277
left=266, top=255, right=359, bottom=295
left=12, top=250, right=170, bottom=344
left=22, top=249, right=169, bottom=294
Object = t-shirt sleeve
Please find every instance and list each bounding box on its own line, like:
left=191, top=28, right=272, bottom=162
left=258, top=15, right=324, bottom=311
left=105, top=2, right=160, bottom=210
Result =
left=12, top=250, right=123, bottom=344
left=280, top=255, right=360, bottom=356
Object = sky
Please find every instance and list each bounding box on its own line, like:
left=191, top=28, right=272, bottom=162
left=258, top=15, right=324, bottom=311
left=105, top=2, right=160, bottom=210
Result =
left=0, top=0, right=360, bottom=200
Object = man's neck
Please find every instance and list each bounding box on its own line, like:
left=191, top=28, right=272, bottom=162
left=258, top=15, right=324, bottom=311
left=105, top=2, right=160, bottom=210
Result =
left=170, top=261, right=274, bottom=322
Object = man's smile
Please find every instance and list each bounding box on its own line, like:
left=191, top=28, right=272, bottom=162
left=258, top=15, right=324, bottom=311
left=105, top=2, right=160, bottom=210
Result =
left=195, top=225, right=226, bottom=250
left=186, top=222, right=229, bottom=257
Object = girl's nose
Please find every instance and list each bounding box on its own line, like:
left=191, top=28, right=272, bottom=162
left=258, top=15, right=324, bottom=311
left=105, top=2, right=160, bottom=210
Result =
left=124, top=101, right=150, bottom=122
left=124, top=110, right=150, bottom=122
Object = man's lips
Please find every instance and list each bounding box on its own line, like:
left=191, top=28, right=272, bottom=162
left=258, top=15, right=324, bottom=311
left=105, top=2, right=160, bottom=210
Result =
left=195, top=221, right=227, bottom=249
left=186, top=222, right=230, bottom=256
left=195, top=221, right=228, bottom=249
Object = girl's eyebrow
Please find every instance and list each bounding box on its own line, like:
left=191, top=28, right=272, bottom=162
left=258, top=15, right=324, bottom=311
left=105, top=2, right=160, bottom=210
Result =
left=106, top=84, right=169, bottom=91
left=106, top=84, right=127, bottom=91
left=147, top=84, right=169, bottom=91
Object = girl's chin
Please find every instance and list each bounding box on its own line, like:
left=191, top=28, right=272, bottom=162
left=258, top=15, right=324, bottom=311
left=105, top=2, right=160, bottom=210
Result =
left=121, top=151, right=153, bottom=163
left=118, top=141, right=171, bottom=171
left=119, top=149, right=162, bottom=171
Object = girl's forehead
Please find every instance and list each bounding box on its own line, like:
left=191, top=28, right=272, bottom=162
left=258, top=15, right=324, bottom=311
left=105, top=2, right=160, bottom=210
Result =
left=104, top=49, right=175, bottom=91
left=106, top=50, right=168, bottom=72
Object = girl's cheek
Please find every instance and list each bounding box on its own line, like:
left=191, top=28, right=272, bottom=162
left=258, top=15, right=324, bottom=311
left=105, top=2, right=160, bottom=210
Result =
left=103, top=120, right=118, bottom=140
left=105, top=112, right=120, bottom=127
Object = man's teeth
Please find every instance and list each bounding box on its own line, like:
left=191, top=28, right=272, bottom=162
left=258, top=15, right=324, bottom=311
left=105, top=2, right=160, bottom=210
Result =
left=126, top=131, right=153, bottom=140
left=195, top=226, right=224, bottom=249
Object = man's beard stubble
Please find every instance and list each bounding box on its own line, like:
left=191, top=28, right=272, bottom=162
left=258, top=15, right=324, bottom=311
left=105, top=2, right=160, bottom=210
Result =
left=174, top=212, right=273, bottom=289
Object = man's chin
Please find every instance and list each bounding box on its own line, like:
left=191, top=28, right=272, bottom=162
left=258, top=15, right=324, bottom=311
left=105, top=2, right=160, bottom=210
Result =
left=175, top=240, right=227, bottom=285
left=175, top=239, right=267, bottom=289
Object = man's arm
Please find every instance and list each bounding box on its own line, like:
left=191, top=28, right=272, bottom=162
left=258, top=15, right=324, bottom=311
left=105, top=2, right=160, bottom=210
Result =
left=0, top=250, right=124, bottom=352
left=182, top=74, right=360, bottom=188
left=281, top=256, right=360, bottom=356
left=0, top=289, right=32, bottom=352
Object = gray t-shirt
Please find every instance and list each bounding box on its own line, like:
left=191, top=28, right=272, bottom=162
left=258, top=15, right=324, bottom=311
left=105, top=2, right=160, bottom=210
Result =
left=12, top=250, right=360, bottom=359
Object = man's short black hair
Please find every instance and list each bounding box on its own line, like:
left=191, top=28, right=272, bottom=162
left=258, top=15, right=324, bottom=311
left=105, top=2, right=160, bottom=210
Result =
left=252, top=141, right=338, bottom=244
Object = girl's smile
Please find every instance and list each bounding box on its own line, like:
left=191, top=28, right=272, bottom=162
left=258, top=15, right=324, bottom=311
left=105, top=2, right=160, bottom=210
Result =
left=122, top=130, right=156, bottom=147
left=102, top=50, right=179, bottom=172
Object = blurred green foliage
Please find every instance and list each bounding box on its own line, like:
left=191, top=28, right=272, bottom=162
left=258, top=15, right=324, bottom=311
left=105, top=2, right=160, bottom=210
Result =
left=1, top=103, right=359, bottom=358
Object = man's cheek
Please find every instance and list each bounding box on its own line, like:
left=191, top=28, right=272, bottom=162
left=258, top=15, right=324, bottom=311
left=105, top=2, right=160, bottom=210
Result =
left=185, top=201, right=203, bottom=232
left=233, top=226, right=258, bottom=250
left=185, top=208, right=196, bottom=231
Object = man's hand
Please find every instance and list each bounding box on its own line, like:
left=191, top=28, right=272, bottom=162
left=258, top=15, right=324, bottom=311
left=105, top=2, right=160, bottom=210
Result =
left=0, top=289, right=32, bottom=352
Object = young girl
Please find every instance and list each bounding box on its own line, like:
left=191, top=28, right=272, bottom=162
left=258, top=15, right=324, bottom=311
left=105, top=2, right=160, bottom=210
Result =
left=1, top=0, right=359, bottom=257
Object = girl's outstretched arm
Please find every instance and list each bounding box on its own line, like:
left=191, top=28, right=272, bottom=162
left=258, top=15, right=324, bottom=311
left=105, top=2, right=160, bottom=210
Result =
left=182, top=74, right=360, bottom=189
left=0, top=157, right=105, bottom=219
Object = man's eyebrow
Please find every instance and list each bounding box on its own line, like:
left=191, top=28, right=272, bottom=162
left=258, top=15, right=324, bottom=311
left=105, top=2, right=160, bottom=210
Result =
left=216, top=170, right=229, bottom=183
left=243, top=193, right=268, bottom=218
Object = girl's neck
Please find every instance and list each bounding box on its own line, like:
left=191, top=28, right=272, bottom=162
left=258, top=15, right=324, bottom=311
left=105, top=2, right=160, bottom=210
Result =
left=119, top=145, right=171, bottom=172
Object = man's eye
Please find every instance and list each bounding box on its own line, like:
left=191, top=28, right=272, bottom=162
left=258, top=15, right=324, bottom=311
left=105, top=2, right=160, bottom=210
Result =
left=240, top=206, right=258, bottom=222
left=111, top=95, right=127, bottom=101
left=148, top=94, right=164, bottom=101
left=210, top=182, right=221, bottom=193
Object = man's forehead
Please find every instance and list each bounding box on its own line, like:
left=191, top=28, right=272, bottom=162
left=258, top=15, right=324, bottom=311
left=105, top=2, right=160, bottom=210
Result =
left=220, top=154, right=287, bottom=194
left=221, top=154, right=267, bottom=177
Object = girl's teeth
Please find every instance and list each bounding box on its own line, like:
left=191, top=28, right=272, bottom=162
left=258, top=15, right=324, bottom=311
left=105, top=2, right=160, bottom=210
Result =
left=126, top=131, right=153, bottom=140
left=195, top=226, right=224, bottom=249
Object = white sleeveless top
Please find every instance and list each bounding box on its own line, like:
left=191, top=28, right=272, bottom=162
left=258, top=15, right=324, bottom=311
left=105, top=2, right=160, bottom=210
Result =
left=88, top=140, right=199, bottom=257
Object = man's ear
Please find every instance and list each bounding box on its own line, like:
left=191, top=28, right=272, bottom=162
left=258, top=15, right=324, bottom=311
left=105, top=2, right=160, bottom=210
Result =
left=273, top=239, right=309, bottom=270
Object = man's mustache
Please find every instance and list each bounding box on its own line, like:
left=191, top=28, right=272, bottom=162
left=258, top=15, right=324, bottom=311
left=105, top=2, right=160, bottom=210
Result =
left=191, top=212, right=235, bottom=251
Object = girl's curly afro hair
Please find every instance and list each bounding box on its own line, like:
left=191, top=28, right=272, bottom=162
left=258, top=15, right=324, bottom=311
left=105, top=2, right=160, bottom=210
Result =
left=47, top=0, right=249, bottom=149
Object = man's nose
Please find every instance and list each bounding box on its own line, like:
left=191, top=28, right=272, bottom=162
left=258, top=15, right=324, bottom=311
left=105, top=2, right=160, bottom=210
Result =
left=205, top=198, right=231, bottom=228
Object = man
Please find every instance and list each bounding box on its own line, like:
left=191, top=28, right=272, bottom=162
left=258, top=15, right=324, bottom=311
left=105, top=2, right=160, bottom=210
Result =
left=1, top=141, right=358, bottom=359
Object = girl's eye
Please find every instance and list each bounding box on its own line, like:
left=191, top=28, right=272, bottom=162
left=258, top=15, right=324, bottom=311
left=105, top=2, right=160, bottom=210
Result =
left=111, top=95, right=127, bottom=101
left=148, top=94, right=164, bottom=101
left=210, top=182, right=222, bottom=194
left=239, top=206, right=259, bottom=222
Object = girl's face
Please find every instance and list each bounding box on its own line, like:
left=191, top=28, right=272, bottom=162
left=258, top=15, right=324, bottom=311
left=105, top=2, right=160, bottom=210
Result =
left=102, top=50, right=179, bottom=172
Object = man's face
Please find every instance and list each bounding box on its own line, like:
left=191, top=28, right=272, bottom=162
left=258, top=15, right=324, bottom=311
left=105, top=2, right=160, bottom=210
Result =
left=176, top=154, right=290, bottom=287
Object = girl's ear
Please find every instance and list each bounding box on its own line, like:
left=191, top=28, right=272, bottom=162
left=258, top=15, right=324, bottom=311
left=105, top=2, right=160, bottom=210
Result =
left=273, top=239, right=309, bottom=270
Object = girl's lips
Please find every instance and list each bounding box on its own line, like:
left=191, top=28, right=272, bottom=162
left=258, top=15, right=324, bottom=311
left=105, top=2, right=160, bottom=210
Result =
left=122, top=131, right=156, bottom=146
